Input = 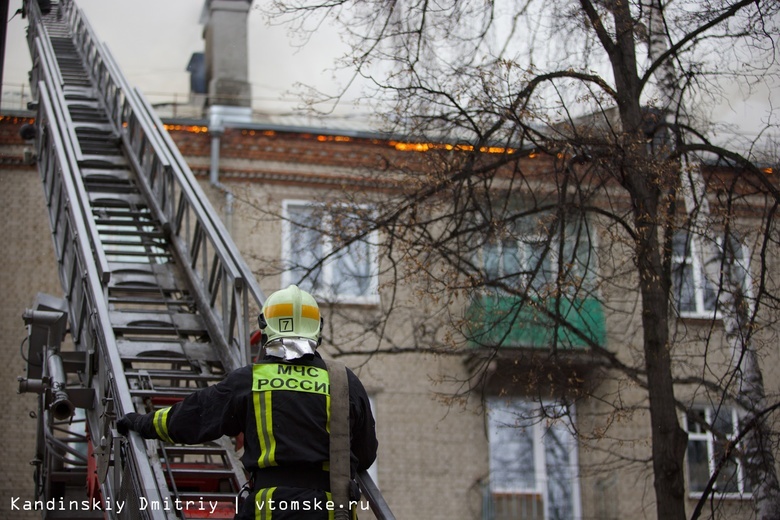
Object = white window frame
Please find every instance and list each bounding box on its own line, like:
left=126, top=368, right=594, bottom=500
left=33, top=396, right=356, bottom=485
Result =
left=684, top=406, right=753, bottom=499
left=478, top=215, right=597, bottom=298
left=482, top=234, right=558, bottom=293
left=282, top=200, right=379, bottom=305
left=486, top=397, right=582, bottom=520
left=672, top=232, right=753, bottom=320
left=672, top=231, right=719, bottom=318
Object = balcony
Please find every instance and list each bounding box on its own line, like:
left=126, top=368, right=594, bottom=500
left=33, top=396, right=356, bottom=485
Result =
left=467, top=294, right=606, bottom=350
left=483, top=491, right=545, bottom=520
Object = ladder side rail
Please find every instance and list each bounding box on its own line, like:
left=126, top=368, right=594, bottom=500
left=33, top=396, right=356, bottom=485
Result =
left=357, top=471, right=396, bottom=520
left=66, top=0, right=122, bottom=127
left=24, top=1, right=41, bottom=100
left=25, top=1, right=65, bottom=93
left=26, top=2, right=80, bottom=161
left=136, top=87, right=266, bottom=362
left=101, top=41, right=262, bottom=368
left=31, top=34, right=111, bottom=283
left=35, top=83, right=173, bottom=520
left=62, top=0, right=253, bottom=371
left=94, top=30, right=258, bottom=369
left=104, top=57, right=247, bottom=372
left=37, top=18, right=65, bottom=92
left=66, top=0, right=264, bottom=367
left=116, top=114, right=247, bottom=373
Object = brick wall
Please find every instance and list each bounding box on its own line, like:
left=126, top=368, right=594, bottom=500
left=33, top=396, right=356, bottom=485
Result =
left=0, top=120, right=61, bottom=517
left=5, top=113, right=774, bottom=520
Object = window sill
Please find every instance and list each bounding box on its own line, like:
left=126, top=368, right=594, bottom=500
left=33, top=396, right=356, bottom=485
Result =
left=312, top=293, right=380, bottom=307
left=688, top=491, right=752, bottom=501
left=677, top=311, right=723, bottom=321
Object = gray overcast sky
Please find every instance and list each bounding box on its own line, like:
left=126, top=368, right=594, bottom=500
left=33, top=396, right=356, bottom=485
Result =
left=3, top=0, right=357, bottom=115
left=3, top=0, right=778, bottom=145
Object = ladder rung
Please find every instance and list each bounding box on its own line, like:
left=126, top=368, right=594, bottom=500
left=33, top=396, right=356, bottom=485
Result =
left=89, top=192, right=146, bottom=207
left=116, top=340, right=220, bottom=362
left=109, top=295, right=193, bottom=305
left=125, top=370, right=223, bottom=382
left=110, top=310, right=205, bottom=332
left=162, top=446, right=231, bottom=457
left=166, top=467, right=238, bottom=479
left=100, top=238, right=166, bottom=246
left=130, top=389, right=201, bottom=399
left=82, top=168, right=133, bottom=182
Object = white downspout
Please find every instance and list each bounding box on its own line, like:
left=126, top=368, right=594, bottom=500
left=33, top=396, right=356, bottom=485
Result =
left=208, top=130, right=234, bottom=236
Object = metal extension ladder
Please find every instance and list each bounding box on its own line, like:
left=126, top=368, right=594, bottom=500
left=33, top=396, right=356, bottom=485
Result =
left=21, top=1, right=261, bottom=518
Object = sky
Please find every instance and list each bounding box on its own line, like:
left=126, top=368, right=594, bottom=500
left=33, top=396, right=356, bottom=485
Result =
left=2, top=0, right=359, bottom=116
left=2, top=0, right=778, bottom=148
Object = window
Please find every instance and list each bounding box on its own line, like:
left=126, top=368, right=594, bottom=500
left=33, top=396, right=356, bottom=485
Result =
left=684, top=406, right=752, bottom=497
left=486, top=397, right=581, bottom=520
left=483, top=235, right=555, bottom=293
left=479, top=214, right=596, bottom=297
left=282, top=201, right=378, bottom=303
left=671, top=231, right=752, bottom=319
left=671, top=231, right=718, bottom=317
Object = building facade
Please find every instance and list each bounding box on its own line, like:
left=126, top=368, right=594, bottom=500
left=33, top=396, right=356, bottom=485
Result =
left=2, top=111, right=779, bottom=520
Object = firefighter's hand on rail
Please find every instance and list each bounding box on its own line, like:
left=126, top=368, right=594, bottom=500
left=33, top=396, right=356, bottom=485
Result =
left=117, top=413, right=141, bottom=435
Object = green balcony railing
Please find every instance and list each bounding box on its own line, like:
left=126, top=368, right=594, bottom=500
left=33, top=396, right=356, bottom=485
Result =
left=467, top=294, right=606, bottom=349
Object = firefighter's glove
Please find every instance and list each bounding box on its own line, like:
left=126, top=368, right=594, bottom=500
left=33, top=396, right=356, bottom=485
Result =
left=117, top=413, right=141, bottom=436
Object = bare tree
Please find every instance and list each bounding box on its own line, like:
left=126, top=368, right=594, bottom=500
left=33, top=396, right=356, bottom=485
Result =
left=255, top=0, right=780, bottom=518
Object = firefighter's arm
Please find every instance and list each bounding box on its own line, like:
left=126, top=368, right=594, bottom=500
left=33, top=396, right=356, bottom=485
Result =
left=117, top=366, right=249, bottom=442
left=117, top=407, right=179, bottom=441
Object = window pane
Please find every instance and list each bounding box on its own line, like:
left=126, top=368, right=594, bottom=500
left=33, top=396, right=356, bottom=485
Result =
left=672, top=231, right=699, bottom=313
left=703, top=279, right=719, bottom=312
left=686, top=409, right=706, bottom=435
left=686, top=407, right=752, bottom=496
left=672, top=232, right=691, bottom=257
left=544, top=423, right=575, bottom=520
left=488, top=399, right=536, bottom=492
left=736, top=414, right=753, bottom=493
left=687, top=439, right=710, bottom=492
left=715, top=453, right=740, bottom=493
left=673, top=262, right=697, bottom=313
left=484, top=241, right=501, bottom=281
left=563, top=223, right=594, bottom=288
left=332, top=239, right=372, bottom=297
left=287, top=206, right=323, bottom=293
left=329, top=211, right=374, bottom=297
left=727, top=238, right=750, bottom=292
left=502, top=240, right=521, bottom=288
left=525, top=238, right=553, bottom=292
left=701, top=252, right=721, bottom=313
left=712, top=408, right=734, bottom=436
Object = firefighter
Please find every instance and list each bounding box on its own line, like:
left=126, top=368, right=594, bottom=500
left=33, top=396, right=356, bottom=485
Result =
left=118, top=285, right=378, bottom=519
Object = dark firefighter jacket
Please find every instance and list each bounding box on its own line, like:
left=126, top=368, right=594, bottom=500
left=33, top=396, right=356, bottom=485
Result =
left=131, top=352, right=378, bottom=519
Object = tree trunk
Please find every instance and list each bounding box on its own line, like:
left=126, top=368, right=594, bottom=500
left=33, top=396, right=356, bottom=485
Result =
left=603, top=1, right=690, bottom=517
left=634, top=191, right=689, bottom=520
left=645, top=0, right=780, bottom=513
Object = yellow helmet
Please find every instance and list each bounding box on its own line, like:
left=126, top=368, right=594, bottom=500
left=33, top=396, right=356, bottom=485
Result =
left=259, top=285, right=322, bottom=346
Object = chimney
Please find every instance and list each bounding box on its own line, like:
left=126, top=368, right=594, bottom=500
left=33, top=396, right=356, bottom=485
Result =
left=201, top=0, right=252, bottom=127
